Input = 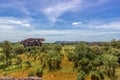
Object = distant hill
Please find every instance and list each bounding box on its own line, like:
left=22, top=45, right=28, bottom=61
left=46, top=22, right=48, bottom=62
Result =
left=55, top=41, right=81, bottom=44
left=55, top=41, right=106, bottom=46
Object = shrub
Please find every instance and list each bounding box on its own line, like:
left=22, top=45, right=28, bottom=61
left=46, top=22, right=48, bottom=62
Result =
left=36, top=68, right=43, bottom=77
left=25, top=61, right=32, bottom=68
left=28, top=71, right=35, bottom=77
left=76, top=71, right=86, bottom=80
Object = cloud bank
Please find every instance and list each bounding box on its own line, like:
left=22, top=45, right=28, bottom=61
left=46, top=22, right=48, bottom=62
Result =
left=0, top=0, right=119, bottom=42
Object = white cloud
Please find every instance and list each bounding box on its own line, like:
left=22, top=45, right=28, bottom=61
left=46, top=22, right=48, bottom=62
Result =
left=43, top=0, right=82, bottom=23
left=0, top=17, right=31, bottom=28
left=0, top=25, right=14, bottom=31
left=95, top=21, right=120, bottom=29
left=1, top=17, right=120, bottom=42
left=42, top=0, right=111, bottom=23
left=0, top=0, right=111, bottom=23
left=8, top=20, right=31, bottom=27
left=88, top=20, right=120, bottom=30
left=72, top=21, right=82, bottom=26
left=72, top=19, right=120, bottom=30
left=0, top=0, right=117, bottom=42
left=0, top=27, right=120, bottom=42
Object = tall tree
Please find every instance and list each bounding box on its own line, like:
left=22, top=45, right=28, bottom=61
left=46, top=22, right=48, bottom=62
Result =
left=102, top=54, right=119, bottom=77
left=2, top=41, right=13, bottom=67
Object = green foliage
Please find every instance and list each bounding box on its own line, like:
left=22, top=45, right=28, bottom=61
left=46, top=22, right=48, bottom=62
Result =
left=40, top=43, right=50, bottom=53
left=67, top=51, right=74, bottom=61
left=24, top=46, right=41, bottom=53
left=2, top=41, right=13, bottom=68
left=101, top=54, right=119, bottom=77
left=90, top=70, right=101, bottom=80
left=72, top=42, right=94, bottom=68
left=35, top=44, right=63, bottom=71
left=13, top=43, right=25, bottom=54
left=92, top=57, right=103, bottom=67
left=2, top=41, right=13, bottom=57
left=76, top=71, right=86, bottom=80
left=111, top=39, right=120, bottom=49
left=78, top=58, right=92, bottom=74
left=53, top=44, right=62, bottom=53
left=102, top=54, right=119, bottom=68
left=0, top=40, right=120, bottom=79
left=74, top=42, right=89, bottom=55
left=0, top=54, right=5, bottom=64
left=36, top=68, right=43, bottom=77
left=47, top=50, right=63, bottom=71
left=28, top=71, right=35, bottom=77
left=0, top=43, right=2, bottom=47
left=66, top=41, right=120, bottom=79
left=38, top=53, right=48, bottom=68
left=25, top=61, right=32, bottom=68
left=15, top=56, right=23, bottom=65
left=91, top=45, right=103, bottom=55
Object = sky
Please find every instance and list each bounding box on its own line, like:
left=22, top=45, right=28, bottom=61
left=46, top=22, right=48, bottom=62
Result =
left=0, top=0, right=120, bottom=42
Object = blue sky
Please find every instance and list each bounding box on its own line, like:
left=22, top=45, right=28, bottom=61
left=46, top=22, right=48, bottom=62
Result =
left=0, top=0, right=120, bottom=42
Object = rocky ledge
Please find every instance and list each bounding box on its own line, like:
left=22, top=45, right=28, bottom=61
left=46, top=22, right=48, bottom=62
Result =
left=0, top=77, right=42, bottom=80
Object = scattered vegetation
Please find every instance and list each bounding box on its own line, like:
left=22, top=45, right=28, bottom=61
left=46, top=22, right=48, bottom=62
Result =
left=0, top=39, right=120, bottom=80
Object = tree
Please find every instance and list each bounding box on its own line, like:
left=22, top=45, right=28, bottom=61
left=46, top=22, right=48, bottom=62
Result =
left=73, top=42, right=93, bottom=68
left=111, top=39, right=120, bottom=49
left=2, top=41, right=13, bottom=67
left=102, top=54, right=119, bottom=77
left=78, top=57, right=92, bottom=74
left=47, top=50, right=63, bottom=71
left=70, top=42, right=106, bottom=80
left=91, top=46, right=103, bottom=55
left=13, top=43, right=25, bottom=54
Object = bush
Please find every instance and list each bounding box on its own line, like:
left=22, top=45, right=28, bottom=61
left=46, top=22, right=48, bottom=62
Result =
left=36, top=68, right=43, bottom=77
left=28, top=71, right=35, bottom=77
left=76, top=71, right=86, bottom=80
left=13, top=43, right=25, bottom=54
left=15, top=56, right=23, bottom=65
left=25, top=61, right=32, bottom=68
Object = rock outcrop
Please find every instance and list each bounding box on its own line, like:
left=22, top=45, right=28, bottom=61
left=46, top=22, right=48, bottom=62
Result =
left=0, top=77, right=42, bottom=80
left=21, top=38, right=45, bottom=47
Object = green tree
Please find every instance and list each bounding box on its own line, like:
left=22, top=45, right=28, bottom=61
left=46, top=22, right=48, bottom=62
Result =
left=47, top=50, right=63, bottom=71
left=73, top=42, right=93, bottom=68
left=2, top=41, right=13, bottom=67
left=111, top=39, right=120, bottom=49
left=13, top=43, right=25, bottom=54
left=91, top=46, right=103, bottom=55
left=102, top=54, right=119, bottom=77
